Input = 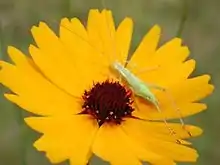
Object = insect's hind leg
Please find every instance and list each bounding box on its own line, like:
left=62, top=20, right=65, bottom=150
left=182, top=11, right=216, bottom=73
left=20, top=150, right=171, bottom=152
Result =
left=147, top=83, right=192, bottom=137
left=154, top=104, right=182, bottom=144
left=132, top=93, right=182, bottom=144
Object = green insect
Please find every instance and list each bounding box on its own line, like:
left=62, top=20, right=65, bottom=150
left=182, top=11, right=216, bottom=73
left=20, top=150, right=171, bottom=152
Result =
left=111, top=61, right=191, bottom=139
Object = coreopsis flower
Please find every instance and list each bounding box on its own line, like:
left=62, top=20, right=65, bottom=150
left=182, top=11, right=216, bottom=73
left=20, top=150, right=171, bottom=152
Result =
left=0, top=9, right=214, bottom=165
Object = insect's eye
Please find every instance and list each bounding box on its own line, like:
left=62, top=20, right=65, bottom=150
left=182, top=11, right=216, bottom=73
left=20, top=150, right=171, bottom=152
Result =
left=144, top=96, right=151, bottom=100
left=148, top=96, right=153, bottom=101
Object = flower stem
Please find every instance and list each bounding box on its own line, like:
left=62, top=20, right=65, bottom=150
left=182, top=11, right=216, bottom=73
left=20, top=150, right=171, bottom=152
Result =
left=21, top=125, right=28, bottom=165
left=176, top=0, right=189, bottom=37
left=16, top=110, right=28, bottom=165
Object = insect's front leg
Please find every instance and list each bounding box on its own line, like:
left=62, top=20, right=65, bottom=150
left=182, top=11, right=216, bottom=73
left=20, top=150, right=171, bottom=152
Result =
left=118, top=75, right=122, bottom=83
left=122, top=84, right=141, bottom=112
left=123, top=58, right=130, bottom=68
left=131, top=89, right=141, bottom=112
left=125, top=62, right=160, bottom=75
left=133, top=65, right=161, bottom=75
left=145, top=83, right=166, bottom=91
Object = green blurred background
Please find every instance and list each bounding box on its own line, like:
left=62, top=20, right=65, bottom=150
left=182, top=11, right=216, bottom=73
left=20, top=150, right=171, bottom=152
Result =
left=0, top=0, right=219, bottom=165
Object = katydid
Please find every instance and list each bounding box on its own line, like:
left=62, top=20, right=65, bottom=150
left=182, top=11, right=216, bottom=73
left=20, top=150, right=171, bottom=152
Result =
left=111, top=61, right=192, bottom=138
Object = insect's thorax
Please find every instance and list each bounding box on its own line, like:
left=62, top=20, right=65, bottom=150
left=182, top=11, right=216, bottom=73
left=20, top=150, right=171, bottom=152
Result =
left=112, top=61, right=142, bottom=86
left=111, top=61, right=130, bottom=78
left=112, top=62, right=158, bottom=105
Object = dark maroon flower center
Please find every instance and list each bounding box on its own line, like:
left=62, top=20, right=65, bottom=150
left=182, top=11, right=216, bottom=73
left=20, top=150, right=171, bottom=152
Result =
left=80, top=80, right=134, bottom=126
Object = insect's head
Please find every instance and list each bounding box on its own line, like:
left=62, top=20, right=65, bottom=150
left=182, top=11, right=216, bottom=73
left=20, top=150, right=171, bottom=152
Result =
left=111, top=61, right=121, bottom=70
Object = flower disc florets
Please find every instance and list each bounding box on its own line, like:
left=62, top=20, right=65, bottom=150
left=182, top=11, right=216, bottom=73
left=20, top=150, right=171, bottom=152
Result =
left=81, top=80, right=134, bottom=126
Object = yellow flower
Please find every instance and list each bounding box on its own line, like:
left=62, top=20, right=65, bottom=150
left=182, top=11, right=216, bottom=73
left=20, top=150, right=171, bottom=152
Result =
left=0, top=9, right=214, bottom=165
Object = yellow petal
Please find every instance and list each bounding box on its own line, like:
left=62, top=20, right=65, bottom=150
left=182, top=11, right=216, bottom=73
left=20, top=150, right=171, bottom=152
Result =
left=59, top=17, right=110, bottom=81
left=134, top=101, right=207, bottom=120
left=157, top=122, right=203, bottom=139
left=122, top=118, right=199, bottom=162
left=87, top=9, right=104, bottom=53
left=25, top=115, right=98, bottom=164
left=59, top=17, right=90, bottom=63
left=30, top=22, right=86, bottom=96
left=149, top=38, right=189, bottom=66
left=123, top=118, right=202, bottom=139
left=0, top=60, right=81, bottom=116
left=145, top=140, right=198, bottom=162
left=31, top=22, right=60, bottom=51
left=151, top=161, right=176, bottom=165
left=59, top=17, right=88, bottom=48
left=8, top=46, right=34, bottom=70
left=7, top=46, right=56, bottom=81
left=92, top=124, right=174, bottom=165
left=134, top=59, right=196, bottom=88
left=92, top=124, right=140, bottom=165
left=128, top=25, right=161, bottom=68
left=87, top=9, right=116, bottom=64
left=59, top=18, right=105, bottom=67
left=31, top=22, right=106, bottom=97
left=156, top=75, right=214, bottom=105
left=116, top=17, right=133, bottom=64
left=110, top=162, right=141, bottom=165
left=128, top=37, right=190, bottom=76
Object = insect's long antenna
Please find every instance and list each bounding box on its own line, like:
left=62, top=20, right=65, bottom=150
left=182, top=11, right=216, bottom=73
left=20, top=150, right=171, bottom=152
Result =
left=131, top=65, right=160, bottom=75
left=101, top=0, right=125, bottom=83
left=58, top=20, right=101, bottom=55
left=29, top=56, right=82, bottom=101
left=51, top=19, right=111, bottom=68
left=101, top=0, right=107, bottom=10
left=101, top=0, right=118, bottom=63
left=35, top=20, right=111, bottom=98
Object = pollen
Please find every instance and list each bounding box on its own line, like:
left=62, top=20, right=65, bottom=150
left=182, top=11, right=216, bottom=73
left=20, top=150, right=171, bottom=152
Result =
left=80, top=80, right=134, bottom=126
